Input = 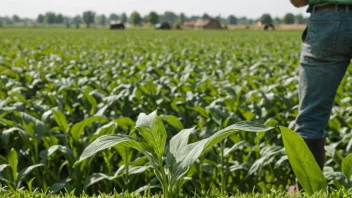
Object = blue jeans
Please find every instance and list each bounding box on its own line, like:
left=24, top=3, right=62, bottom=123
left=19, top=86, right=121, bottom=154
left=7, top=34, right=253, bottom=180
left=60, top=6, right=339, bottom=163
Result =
left=295, top=9, right=352, bottom=139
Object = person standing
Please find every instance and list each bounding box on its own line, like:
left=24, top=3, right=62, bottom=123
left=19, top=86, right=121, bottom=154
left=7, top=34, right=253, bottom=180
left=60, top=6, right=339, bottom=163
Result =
left=290, top=0, right=352, bottom=187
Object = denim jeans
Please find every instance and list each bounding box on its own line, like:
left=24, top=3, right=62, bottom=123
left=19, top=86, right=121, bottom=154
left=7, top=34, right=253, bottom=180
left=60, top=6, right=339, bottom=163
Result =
left=295, top=9, right=352, bottom=139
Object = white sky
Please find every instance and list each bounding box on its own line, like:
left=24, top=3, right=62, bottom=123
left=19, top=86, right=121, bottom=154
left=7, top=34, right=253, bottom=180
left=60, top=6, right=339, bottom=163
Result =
left=1, top=0, right=309, bottom=19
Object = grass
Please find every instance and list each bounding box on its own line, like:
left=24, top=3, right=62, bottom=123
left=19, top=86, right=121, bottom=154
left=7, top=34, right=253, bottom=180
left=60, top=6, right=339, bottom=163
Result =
left=1, top=188, right=352, bottom=198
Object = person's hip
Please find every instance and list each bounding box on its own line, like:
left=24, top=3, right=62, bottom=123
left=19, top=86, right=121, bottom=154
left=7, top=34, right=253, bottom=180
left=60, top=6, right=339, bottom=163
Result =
left=302, top=7, right=352, bottom=61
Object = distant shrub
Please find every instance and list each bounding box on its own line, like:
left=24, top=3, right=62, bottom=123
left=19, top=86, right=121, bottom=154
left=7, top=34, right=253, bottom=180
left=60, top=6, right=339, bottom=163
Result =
left=173, top=23, right=181, bottom=30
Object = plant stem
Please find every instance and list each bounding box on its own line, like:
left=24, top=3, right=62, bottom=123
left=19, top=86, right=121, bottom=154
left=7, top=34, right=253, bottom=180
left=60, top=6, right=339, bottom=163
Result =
left=125, top=150, right=129, bottom=191
left=220, top=141, right=225, bottom=195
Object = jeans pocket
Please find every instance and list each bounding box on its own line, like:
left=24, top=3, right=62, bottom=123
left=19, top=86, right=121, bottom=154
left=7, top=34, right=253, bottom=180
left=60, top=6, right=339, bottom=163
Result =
left=304, top=20, right=340, bottom=57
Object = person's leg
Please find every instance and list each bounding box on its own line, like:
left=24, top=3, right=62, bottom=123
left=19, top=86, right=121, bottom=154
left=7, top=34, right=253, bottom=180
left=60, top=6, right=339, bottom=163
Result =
left=295, top=57, right=349, bottom=170
left=296, top=60, right=349, bottom=139
left=295, top=10, right=352, bottom=170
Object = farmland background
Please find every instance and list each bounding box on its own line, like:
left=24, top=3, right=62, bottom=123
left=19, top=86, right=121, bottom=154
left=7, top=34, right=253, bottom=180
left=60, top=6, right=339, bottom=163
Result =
left=0, top=28, right=352, bottom=196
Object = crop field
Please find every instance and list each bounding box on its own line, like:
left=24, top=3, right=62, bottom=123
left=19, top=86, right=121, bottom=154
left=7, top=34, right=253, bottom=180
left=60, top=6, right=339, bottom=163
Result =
left=0, top=28, right=352, bottom=197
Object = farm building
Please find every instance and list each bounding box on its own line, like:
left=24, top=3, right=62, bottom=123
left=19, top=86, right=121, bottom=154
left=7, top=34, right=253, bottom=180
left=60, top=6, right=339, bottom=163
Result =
left=155, top=22, right=171, bottom=30
left=110, top=20, right=125, bottom=30
left=181, top=19, right=222, bottom=30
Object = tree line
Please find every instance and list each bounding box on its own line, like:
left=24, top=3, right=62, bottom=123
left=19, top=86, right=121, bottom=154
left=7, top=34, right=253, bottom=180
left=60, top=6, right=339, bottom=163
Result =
left=0, top=11, right=308, bottom=28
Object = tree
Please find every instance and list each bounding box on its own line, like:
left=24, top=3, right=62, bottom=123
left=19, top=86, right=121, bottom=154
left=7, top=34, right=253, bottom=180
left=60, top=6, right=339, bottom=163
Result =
left=73, top=15, right=82, bottom=28
left=129, top=11, right=142, bottom=26
left=189, top=15, right=200, bottom=21
left=202, top=13, right=211, bottom=20
left=37, top=14, right=44, bottom=24
left=260, top=13, right=272, bottom=25
left=2, top=17, right=12, bottom=25
left=109, top=13, right=119, bottom=21
left=97, top=14, right=107, bottom=26
left=177, top=13, right=186, bottom=24
left=160, top=11, right=177, bottom=24
left=274, top=17, right=282, bottom=25
left=45, top=12, right=56, bottom=25
left=248, top=19, right=255, bottom=24
left=295, top=14, right=304, bottom=24
left=147, top=11, right=159, bottom=25
left=83, top=11, right=95, bottom=28
left=120, top=13, right=127, bottom=23
left=64, top=17, right=70, bottom=28
left=12, top=15, right=20, bottom=23
left=215, top=15, right=222, bottom=23
left=56, top=14, right=64, bottom=24
left=143, top=15, right=148, bottom=24
left=227, top=15, right=237, bottom=25
left=284, top=13, right=295, bottom=24
left=238, top=17, right=248, bottom=24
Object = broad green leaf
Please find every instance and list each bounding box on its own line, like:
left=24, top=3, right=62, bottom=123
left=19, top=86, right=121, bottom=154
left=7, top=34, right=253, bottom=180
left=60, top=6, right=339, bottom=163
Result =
left=170, top=121, right=273, bottom=179
left=19, top=112, right=49, bottom=137
left=224, top=141, right=251, bottom=157
left=172, top=139, right=207, bottom=179
left=75, top=135, right=151, bottom=165
left=39, top=145, right=75, bottom=165
left=169, top=127, right=194, bottom=158
left=91, top=122, right=117, bottom=139
left=0, top=118, right=17, bottom=127
left=7, top=148, right=18, bottom=180
left=203, top=121, right=274, bottom=152
left=84, top=93, right=97, bottom=116
left=135, top=111, right=167, bottom=159
left=0, top=164, right=9, bottom=172
left=49, top=178, right=71, bottom=194
left=342, top=153, right=352, bottom=181
left=279, top=126, right=327, bottom=195
left=16, top=164, right=43, bottom=188
left=1, top=127, right=28, bottom=145
left=70, top=116, right=107, bottom=141
left=323, top=167, right=347, bottom=189
left=27, top=177, right=36, bottom=193
left=84, top=166, right=150, bottom=190
left=52, top=109, right=69, bottom=133
left=95, top=105, right=109, bottom=116
left=115, top=144, right=132, bottom=166
left=114, top=117, right=135, bottom=129
left=160, top=115, right=184, bottom=130
left=247, top=146, right=282, bottom=176
left=135, top=185, right=160, bottom=194
left=0, top=175, right=11, bottom=183
left=191, top=106, right=208, bottom=117
left=166, top=128, right=194, bottom=167
left=84, top=173, right=114, bottom=190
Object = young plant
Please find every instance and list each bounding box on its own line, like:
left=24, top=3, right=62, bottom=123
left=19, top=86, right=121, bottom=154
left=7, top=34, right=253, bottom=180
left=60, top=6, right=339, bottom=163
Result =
left=0, top=148, right=43, bottom=190
left=74, top=111, right=273, bottom=198
left=325, top=153, right=352, bottom=189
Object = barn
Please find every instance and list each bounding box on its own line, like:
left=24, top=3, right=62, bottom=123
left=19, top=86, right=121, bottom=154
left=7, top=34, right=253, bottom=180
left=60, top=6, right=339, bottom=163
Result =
left=181, top=19, right=222, bottom=30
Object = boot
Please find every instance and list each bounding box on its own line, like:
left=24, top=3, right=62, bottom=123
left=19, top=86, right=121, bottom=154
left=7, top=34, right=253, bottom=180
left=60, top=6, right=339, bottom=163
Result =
left=292, top=138, right=325, bottom=193
left=303, top=138, right=325, bottom=171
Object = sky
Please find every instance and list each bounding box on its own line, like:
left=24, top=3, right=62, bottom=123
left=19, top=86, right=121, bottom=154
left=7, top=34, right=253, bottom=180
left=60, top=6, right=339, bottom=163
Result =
left=1, top=0, right=309, bottom=19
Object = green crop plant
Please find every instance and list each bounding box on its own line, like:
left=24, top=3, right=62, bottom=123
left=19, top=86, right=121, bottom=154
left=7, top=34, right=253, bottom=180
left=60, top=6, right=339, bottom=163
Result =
left=1, top=29, right=351, bottom=196
left=75, top=111, right=273, bottom=198
left=0, top=148, right=43, bottom=190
